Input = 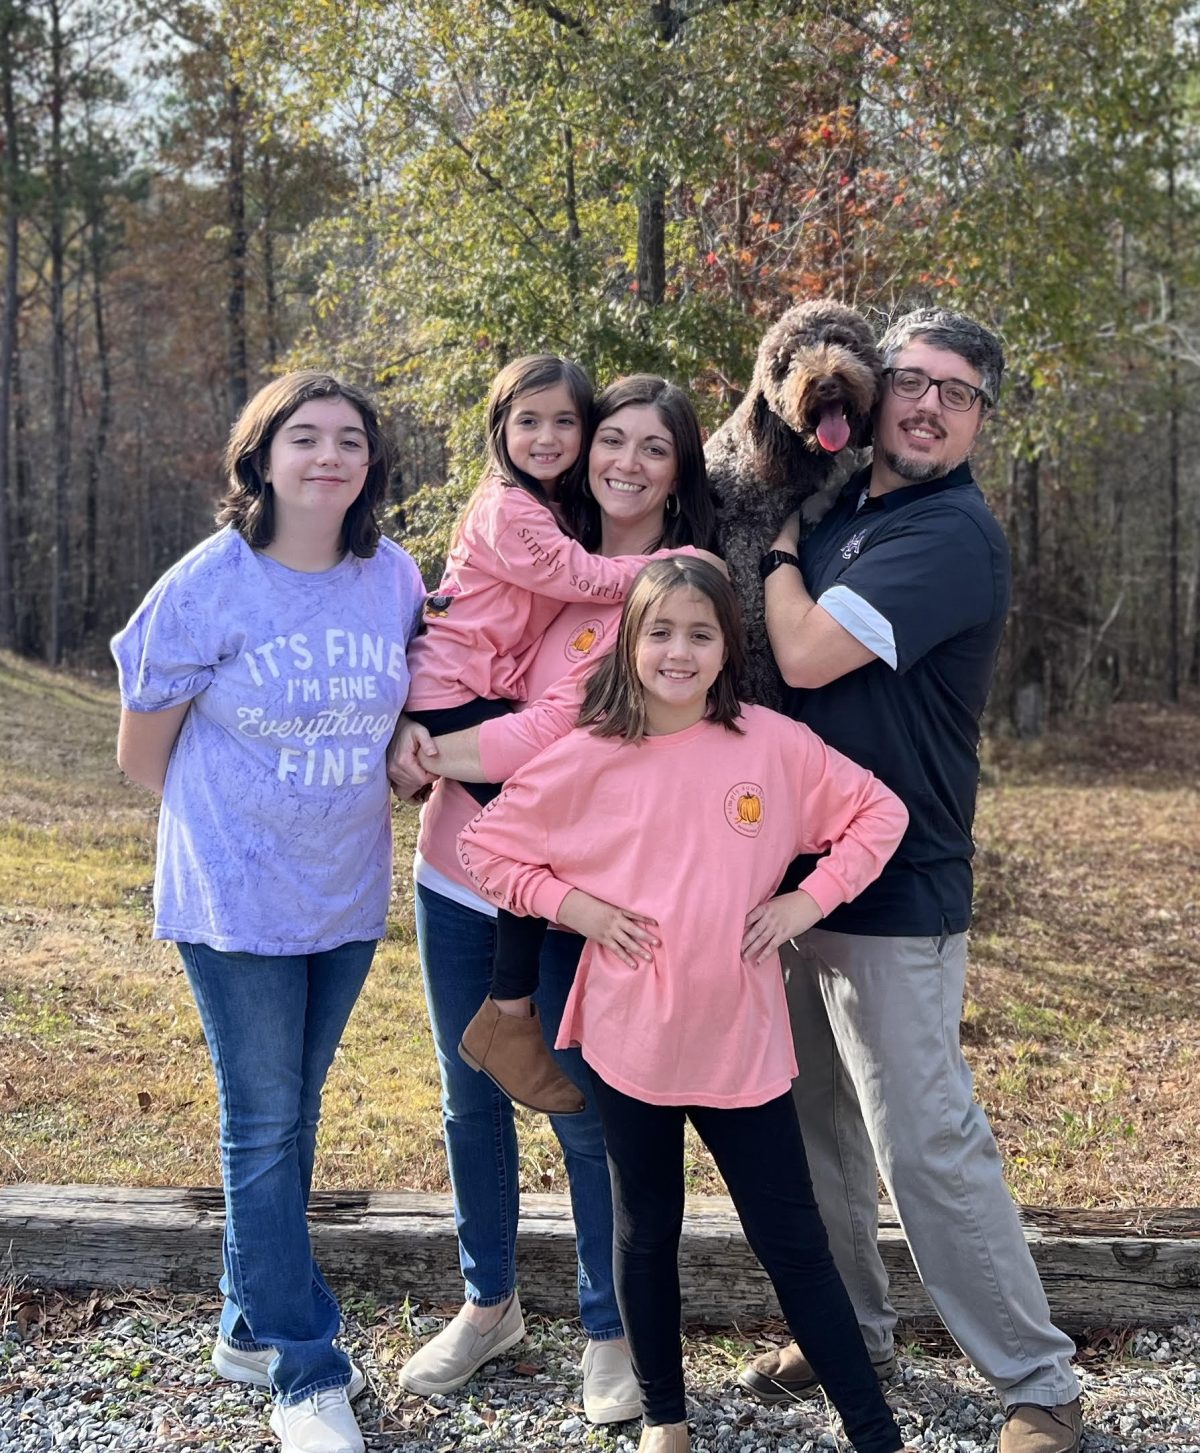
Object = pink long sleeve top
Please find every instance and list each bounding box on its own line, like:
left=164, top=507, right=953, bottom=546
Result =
left=414, top=599, right=621, bottom=905
left=458, top=707, right=908, bottom=1107
left=477, top=605, right=620, bottom=780
left=405, top=476, right=653, bottom=711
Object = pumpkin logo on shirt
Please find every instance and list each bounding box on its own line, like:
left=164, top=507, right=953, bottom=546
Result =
left=565, top=618, right=605, bottom=663
left=724, top=781, right=765, bottom=838
left=840, top=529, right=867, bottom=561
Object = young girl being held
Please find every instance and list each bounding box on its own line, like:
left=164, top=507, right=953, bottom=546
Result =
left=457, top=559, right=913, bottom=1453
left=404, top=357, right=686, bottom=1118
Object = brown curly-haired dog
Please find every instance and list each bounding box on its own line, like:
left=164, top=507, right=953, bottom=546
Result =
left=706, top=299, right=882, bottom=707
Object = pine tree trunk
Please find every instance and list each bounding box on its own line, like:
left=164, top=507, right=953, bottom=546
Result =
left=260, top=148, right=277, bottom=368
left=635, top=0, right=678, bottom=311
left=1010, top=449, right=1045, bottom=738
left=226, top=76, right=248, bottom=419
left=0, top=0, right=21, bottom=651
left=48, top=0, right=70, bottom=666
left=82, top=200, right=112, bottom=637
left=636, top=186, right=666, bottom=307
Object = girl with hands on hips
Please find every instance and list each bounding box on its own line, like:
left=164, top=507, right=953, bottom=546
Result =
left=456, top=556, right=910, bottom=1453
left=741, top=885, right=824, bottom=963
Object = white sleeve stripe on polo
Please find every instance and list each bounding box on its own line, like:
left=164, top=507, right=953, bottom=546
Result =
left=816, top=584, right=898, bottom=670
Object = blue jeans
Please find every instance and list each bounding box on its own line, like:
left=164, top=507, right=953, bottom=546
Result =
left=178, top=939, right=375, bottom=1405
left=415, top=883, right=622, bottom=1339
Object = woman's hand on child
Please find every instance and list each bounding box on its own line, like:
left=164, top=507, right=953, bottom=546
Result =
left=387, top=717, right=438, bottom=801
left=558, top=890, right=659, bottom=968
left=742, top=890, right=822, bottom=963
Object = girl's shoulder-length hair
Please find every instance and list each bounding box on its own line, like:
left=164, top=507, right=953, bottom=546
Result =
left=578, top=557, right=746, bottom=744
left=217, top=370, right=393, bottom=556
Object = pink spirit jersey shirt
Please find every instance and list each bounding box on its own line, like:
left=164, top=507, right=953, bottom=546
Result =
left=476, top=616, right=608, bottom=781
left=405, top=476, right=658, bottom=711
left=413, top=598, right=622, bottom=908
left=458, top=707, right=908, bottom=1107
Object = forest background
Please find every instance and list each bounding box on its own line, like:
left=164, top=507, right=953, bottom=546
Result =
left=2, top=1, right=1200, bottom=1217
left=1, top=0, right=1199, bottom=732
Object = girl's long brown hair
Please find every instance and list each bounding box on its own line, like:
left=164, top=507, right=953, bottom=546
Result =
left=484, top=353, right=593, bottom=504
left=559, top=374, right=717, bottom=552
left=579, top=558, right=746, bottom=743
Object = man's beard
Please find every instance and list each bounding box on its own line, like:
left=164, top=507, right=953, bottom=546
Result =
left=882, top=448, right=948, bottom=484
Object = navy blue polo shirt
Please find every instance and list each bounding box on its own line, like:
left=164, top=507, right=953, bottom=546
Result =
left=784, top=461, right=1010, bottom=936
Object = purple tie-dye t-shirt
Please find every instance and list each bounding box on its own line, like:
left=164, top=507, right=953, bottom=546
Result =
left=112, top=527, right=425, bottom=954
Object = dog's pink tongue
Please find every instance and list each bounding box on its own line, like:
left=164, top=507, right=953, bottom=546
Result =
left=816, top=404, right=851, bottom=453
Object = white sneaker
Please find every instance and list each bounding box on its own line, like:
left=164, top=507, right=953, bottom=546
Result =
left=212, top=1339, right=367, bottom=1400
left=581, top=1337, right=641, bottom=1423
left=269, top=1386, right=365, bottom=1453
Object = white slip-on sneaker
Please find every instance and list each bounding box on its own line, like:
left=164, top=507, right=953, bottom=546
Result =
left=397, top=1293, right=525, bottom=1396
left=581, top=1337, right=641, bottom=1423
left=212, top=1339, right=367, bottom=1400
left=269, top=1386, right=365, bottom=1453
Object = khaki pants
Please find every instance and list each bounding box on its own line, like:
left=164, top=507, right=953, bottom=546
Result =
left=783, top=928, right=1079, bottom=1409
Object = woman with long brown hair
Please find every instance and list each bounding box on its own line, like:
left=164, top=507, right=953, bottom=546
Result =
left=388, top=376, right=717, bottom=1424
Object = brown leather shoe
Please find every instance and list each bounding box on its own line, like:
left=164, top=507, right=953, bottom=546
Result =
left=999, top=1399, right=1083, bottom=1453
left=737, top=1340, right=896, bottom=1404
left=637, top=1422, right=689, bottom=1452
left=459, top=997, right=586, bottom=1115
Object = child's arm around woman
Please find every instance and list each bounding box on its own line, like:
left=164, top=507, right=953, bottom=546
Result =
left=459, top=708, right=907, bottom=978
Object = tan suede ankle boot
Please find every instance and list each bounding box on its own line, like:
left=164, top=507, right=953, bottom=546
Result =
left=637, top=1422, right=689, bottom=1452
left=459, top=998, right=586, bottom=1115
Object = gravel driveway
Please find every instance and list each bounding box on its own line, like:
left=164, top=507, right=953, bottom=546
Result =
left=3, top=1290, right=1197, bottom=1451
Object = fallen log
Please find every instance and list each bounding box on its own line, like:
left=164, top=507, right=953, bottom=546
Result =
left=2, top=1184, right=1198, bottom=1331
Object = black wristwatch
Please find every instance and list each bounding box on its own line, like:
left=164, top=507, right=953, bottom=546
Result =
left=759, top=549, right=802, bottom=582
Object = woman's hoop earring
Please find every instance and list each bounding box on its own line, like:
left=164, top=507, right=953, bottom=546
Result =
left=665, top=494, right=679, bottom=517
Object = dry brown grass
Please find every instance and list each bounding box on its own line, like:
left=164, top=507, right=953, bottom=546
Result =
left=968, top=704, right=1200, bottom=1206
left=2, top=649, right=1197, bottom=1207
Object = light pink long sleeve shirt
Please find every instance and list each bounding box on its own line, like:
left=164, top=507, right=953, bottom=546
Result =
left=414, top=599, right=620, bottom=903
left=476, top=605, right=620, bottom=780
left=405, top=476, right=651, bottom=711
left=458, top=707, right=908, bottom=1107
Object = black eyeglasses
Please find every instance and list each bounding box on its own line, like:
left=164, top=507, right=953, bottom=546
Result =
left=882, top=367, right=990, bottom=413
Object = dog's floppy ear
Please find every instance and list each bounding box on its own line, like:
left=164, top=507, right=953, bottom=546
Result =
left=755, top=310, right=809, bottom=389
left=763, top=337, right=793, bottom=386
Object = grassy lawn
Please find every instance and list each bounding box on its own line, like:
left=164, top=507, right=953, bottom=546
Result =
left=1, top=648, right=1197, bottom=1207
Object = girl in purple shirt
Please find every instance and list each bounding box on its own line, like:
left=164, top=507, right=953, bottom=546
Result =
left=112, top=371, right=424, bottom=1453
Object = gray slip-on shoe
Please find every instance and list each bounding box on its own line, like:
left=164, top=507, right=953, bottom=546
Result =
left=397, top=1294, right=525, bottom=1396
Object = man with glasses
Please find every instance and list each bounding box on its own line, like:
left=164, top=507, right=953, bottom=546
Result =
left=745, top=308, right=1082, bottom=1453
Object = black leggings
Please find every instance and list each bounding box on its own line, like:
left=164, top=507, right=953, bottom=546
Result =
left=408, top=697, right=547, bottom=998
left=588, top=1073, right=903, bottom=1451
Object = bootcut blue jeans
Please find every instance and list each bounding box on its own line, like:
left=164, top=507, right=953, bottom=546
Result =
left=178, top=938, right=375, bottom=1405
left=415, top=882, right=623, bottom=1339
